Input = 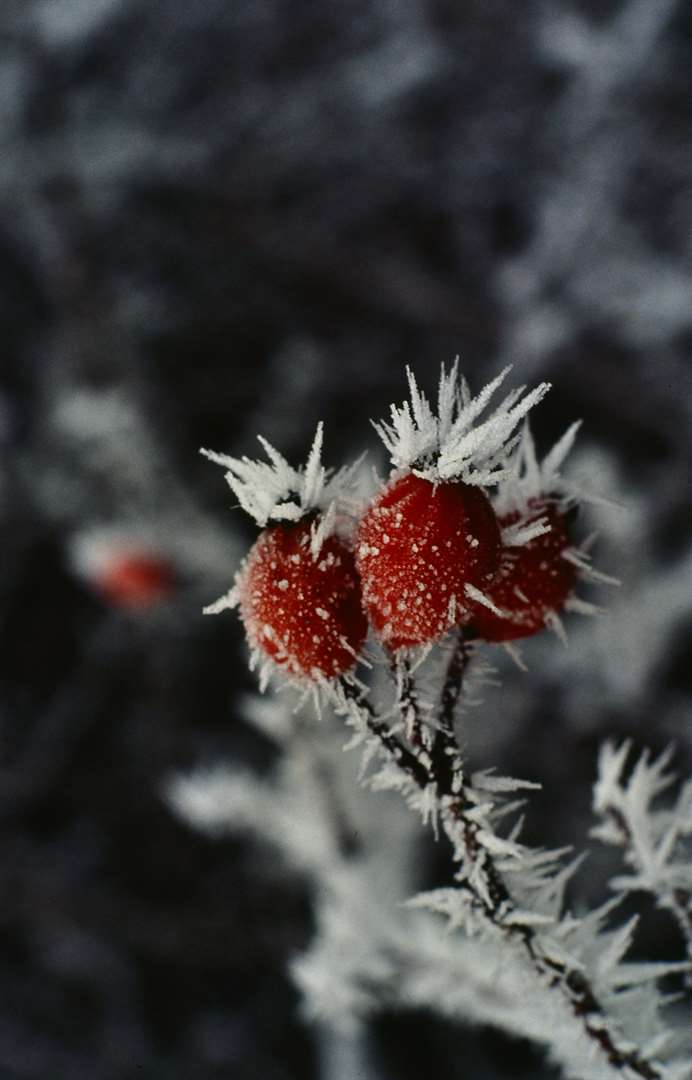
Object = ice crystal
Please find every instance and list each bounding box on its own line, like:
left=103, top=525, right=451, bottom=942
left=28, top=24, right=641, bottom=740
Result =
left=494, top=419, right=581, bottom=520
left=201, top=421, right=362, bottom=530
left=592, top=740, right=692, bottom=980
left=372, top=361, right=550, bottom=485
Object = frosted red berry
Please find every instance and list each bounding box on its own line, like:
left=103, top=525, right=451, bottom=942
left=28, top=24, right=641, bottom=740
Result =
left=99, top=552, right=178, bottom=609
left=356, top=473, right=501, bottom=651
left=468, top=502, right=576, bottom=642
left=237, top=521, right=367, bottom=680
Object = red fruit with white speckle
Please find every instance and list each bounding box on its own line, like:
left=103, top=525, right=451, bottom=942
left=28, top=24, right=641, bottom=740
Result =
left=237, top=521, right=367, bottom=680
left=356, top=473, right=501, bottom=651
left=469, top=502, right=576, bottom=642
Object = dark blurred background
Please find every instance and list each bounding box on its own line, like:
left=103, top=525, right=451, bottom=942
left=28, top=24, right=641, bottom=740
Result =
left=1, top=0, right=692, bottom=1076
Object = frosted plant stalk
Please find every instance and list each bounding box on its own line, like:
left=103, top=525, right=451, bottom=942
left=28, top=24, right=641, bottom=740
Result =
left=179, top=365, right=692, bottom=1080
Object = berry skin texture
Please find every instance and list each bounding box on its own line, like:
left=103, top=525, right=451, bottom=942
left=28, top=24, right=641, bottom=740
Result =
left=356, top=473, right=501, bottom=651
left=237, top=522, right=367, bottom=681
left=98, top=552, right=178, bottom=609
left=469, top=503, right=576, bottom=642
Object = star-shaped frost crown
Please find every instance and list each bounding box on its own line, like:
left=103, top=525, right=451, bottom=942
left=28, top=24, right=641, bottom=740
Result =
left=493, top=420, right=582, bottom=519
left=372, top=361, right=551, bottom=486
left=201, top=422, right=362, bottom=531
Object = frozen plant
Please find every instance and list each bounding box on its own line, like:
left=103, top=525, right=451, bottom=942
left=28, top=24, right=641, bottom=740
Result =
left=592, top=741, right=692, bottom=986
left=171, top=364, right=692, bottom=1080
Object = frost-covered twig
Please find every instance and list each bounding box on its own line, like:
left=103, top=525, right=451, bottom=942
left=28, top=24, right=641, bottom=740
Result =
left=171, top=668, right=692, bottom=1078
left=593, top=740, right=692, bottom=983
left=333, top=672, right=688, bottom=1080
left=431, top=627, right=474, bottom=792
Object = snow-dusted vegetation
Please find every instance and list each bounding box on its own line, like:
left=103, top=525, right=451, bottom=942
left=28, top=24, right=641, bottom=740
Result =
left=171, top=368, right=692, bottom=1079
left=3, top=0, right=692, bottom=1076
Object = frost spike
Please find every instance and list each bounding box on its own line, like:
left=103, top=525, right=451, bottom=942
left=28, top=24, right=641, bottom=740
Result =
left=301, top=422, right=326, bottom=512
left=203, top=587, right=238, bottom=615
left=256, top=434, right=293, bottom=476
left=464, top=583, right=506, bottom=617
left=542, top=420, right=583, bottom=479
left=437, top=357, right=460, bottom=442
left=445, top=366, right=512, bottom=448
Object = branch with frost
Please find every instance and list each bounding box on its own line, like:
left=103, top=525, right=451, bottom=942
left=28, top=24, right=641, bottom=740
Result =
left=592, top=740, right=692, bottom=982
left=327, top=638, right=691, bottom=1080
left=168, top=661, right=692, bottom=1079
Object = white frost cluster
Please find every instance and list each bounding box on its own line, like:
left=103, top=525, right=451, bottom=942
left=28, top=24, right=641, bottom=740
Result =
left=201, top=421, right=362, bottom=530
left=372, top=361, right=551, bottom=485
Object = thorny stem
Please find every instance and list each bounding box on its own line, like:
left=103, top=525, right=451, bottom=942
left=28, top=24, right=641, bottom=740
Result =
left=438, top=627, right=474, bottom=733
left=339, top=679, right=429, bottom=790
left=335, top=665, right=666, bottom=1080
left=429, top=630, right=514, bottom=912
left=431, top=627, right=474, bottom=793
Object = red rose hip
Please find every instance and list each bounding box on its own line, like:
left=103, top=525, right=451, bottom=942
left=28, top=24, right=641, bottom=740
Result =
left=356, top=473, right=501, bottom=651
left=237, top=521, right=367, bottom=680
left=469, top=502, right=576, bottom=642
